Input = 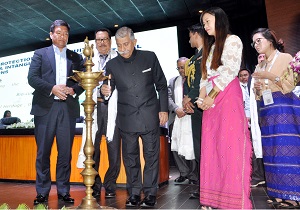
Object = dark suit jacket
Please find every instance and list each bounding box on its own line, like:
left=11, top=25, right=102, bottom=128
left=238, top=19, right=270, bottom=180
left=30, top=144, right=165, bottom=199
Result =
left=28, top=45, right=84, bottom=118
left=106, top=49, right=168, bottom=133
left=183, top=49, right=202, bottom=103
left=168, top=76, right=179, bottom=126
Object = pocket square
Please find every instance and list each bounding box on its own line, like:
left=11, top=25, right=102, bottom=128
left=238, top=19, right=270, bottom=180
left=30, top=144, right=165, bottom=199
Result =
left=142, top=68, right=151, bottom=73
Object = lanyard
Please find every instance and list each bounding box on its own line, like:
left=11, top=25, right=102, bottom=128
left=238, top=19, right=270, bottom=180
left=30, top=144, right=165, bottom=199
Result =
left=264, top=50, right=279, bottom=86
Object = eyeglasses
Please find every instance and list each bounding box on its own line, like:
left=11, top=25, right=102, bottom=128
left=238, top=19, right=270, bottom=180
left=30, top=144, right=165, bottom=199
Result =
left=95, top=37, right=110, bottom=42
left=251, top=38, right=265, bottom=48
left=176, top=66, right=185, bottom=70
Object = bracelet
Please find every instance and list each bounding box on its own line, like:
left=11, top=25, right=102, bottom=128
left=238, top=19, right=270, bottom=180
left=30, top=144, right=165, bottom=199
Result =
left=195, top=97, right=204, bottom=103
left=208, top=89, right=219, bottom=99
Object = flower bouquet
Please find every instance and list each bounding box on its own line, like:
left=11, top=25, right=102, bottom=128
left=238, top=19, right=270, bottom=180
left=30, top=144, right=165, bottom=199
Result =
left=283, top=51, right=300, bottom=86
left=6, top=121, right=35, bottom=129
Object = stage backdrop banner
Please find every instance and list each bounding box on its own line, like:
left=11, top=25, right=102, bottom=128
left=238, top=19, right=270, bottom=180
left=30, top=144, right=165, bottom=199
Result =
left=0, top=26, right=178, bottom=122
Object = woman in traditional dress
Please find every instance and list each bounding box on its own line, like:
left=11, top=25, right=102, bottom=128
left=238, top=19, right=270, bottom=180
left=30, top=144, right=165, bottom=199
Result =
left=196, top=7, right=252, bottom=209
left=252, top=28, right=300, bottom=208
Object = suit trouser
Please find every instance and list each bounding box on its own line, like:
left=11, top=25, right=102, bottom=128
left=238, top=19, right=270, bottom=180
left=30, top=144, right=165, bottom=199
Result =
left=250, top=130, right=265, bottom=182
left=191, top=108, right=203, bottom=190
left=34, top=101, right=75, bottom=196
left=103, top=127, right=121, bottom=192
left=252, top=156, right=265, bottom=181
left=191, top=108, right=202, bottom=166
left=169, top=123, right=198, bottom=181
left=172, top=152, right=198, bottom=181
left=120, top=127, right=160, bottom=196
left=93, top=101, right=121, bottom=192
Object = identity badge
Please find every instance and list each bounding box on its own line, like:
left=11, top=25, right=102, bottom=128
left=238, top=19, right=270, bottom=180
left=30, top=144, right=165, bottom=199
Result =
left=262, top=89, right=274, bottom=105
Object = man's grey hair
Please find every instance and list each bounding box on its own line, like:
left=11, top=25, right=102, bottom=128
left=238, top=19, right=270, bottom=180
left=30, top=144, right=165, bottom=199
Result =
left=177, top=57, right=188, bottom=63
left=115, top=26, right=135, bottom=40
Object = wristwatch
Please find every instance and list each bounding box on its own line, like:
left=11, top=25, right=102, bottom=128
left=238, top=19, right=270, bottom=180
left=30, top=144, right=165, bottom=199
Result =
left=274, top=76, right=280, bottom=83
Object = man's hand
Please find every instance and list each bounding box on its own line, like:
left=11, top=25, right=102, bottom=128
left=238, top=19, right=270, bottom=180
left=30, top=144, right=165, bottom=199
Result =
left=182, top=95, right=191, bottom=107
left=175, top=107, right=186, bottom=118
left=184, top=101, right=195, bottom=114
left=101, top=84, right=111, bottom=97
left=65, top=87, right=75, bottom=96
left=52, top=84, right=68, bottom=100
left=159, top=112, right=168, bottom=126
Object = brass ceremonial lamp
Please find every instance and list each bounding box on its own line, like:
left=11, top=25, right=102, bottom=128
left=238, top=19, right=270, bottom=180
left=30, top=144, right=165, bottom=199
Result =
left=70, top=37, right=108, bottom=209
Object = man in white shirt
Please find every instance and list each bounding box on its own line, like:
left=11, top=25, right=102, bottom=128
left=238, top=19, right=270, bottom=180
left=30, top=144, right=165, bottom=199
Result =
left=77, top=28, right=121, bottom=198
left=238, top=69, right=251, bottom=124
left=28, top=19, right=84, bottom=205
left=238, top=68, right=265, bottom=187
left=92, top=28, right=121, bottom=198
left=168, top=57, right=198, bottom=185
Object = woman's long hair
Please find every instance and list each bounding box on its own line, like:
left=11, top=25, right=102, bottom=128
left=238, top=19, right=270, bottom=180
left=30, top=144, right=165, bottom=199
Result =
left=200, top=7, right=230, bottom=79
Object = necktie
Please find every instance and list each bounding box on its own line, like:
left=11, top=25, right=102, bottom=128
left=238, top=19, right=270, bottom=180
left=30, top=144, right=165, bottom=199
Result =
left=243, top=84, right=249, bottom=93
left=99, top=54, right=107, bottom=71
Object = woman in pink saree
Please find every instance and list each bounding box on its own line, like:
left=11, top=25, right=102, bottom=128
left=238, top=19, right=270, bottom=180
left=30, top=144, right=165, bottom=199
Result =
left=196, top=7, right=252, bottom=209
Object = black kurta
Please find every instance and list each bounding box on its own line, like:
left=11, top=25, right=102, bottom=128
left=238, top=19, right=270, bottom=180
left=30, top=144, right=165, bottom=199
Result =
left=106, top=49, right=168, bottom=133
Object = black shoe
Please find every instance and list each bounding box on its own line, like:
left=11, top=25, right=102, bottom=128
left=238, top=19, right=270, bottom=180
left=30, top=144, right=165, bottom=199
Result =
left=105, top=191, right=116, bottom=198
left=189, top=192, right=199, bottom=199
left=125, top=194, right=141, bottom=207
left=141, top=195, right=157, bottom=208
left=34, top=194, right=48, bottom=205
left=92, top=190, right=101, bottom=197
left=58, top=193, right=74, bottom=203
left=189, top=179, right=198, bottom=185
left=174, top=176, right=187, bottom=183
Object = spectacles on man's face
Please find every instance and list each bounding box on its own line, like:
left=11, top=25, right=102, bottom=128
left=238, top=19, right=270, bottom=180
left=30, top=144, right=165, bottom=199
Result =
left=95, top=37, right=110, bottom=43
left=251, top=38, right=265, bottom=48
left=176, top=66, right=185, bottom=70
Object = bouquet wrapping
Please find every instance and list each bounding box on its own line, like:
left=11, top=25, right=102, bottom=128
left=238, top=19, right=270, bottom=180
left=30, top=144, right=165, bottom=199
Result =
left=283, top=51, right=300, bottom=86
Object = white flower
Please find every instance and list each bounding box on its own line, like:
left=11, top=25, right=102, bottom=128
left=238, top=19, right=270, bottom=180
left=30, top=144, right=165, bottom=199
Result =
left=6, top=121, right=35, bottom=129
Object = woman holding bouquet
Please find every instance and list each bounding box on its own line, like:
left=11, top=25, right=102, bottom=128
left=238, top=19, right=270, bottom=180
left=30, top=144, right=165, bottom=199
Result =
left=252, top=28, right=300, bottom=208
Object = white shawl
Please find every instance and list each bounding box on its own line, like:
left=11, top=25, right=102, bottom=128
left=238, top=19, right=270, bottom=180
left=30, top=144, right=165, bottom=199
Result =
left=106, top=89, right=118, bottom=142
left=171, top=76, right=195, bottom=160
left=249, top=79, right=263, bottom=158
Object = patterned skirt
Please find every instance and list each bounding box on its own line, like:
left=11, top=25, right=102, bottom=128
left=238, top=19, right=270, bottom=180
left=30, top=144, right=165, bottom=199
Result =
left=200, top=78, right=252, bottom=209
left=260, top=91, right=300, bottom=201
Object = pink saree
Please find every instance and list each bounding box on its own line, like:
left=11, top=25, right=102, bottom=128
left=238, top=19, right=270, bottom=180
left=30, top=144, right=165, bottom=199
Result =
left=200, top=77, right=252, bottom=209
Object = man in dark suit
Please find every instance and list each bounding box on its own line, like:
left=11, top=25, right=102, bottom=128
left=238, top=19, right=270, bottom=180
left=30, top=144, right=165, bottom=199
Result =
left=182, top=23, right=205, bottom=199
left=28, top=20, right=84, bottom=205
left=101, top=26, right=168, bottom=208
left=168, top=57, right=198, bottom=185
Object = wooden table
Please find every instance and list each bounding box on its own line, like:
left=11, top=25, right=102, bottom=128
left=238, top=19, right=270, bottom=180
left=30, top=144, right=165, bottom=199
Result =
left=0, top=128, right=169, bottom=185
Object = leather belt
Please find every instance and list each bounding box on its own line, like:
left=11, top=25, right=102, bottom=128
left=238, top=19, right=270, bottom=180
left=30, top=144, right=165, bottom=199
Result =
left=54, top=99, right=66, bottom=102
left=97, top=98, right=104, bottom=103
